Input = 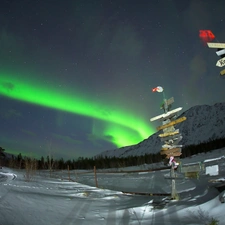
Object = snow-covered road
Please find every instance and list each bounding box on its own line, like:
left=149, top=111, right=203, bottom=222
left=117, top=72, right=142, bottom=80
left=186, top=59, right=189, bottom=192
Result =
left=0, top=165, right=224, bottom=225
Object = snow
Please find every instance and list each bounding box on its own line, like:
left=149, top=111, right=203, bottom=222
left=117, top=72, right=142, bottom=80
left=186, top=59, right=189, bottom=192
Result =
left=98, top=102, right=225, bottom=158
left=1, top=148, right=225, bottom=224
left=206, top=165, right=219, bottom=176
left=204, top=156, right=225, bottom=163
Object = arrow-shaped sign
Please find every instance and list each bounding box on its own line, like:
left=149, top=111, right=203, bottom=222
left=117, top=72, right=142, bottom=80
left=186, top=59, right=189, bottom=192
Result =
left=165, top=152, right=182, bottom=159
left=160, top=147, right=181, bottom=155
left=216, top=57, right=225, bottom=67
left=160, top=133, right=181, bottom=142
left=150, top=107, right=182, bottom=122
left=220, top=69, right=225, bottom=76
left=159, top=130, right=179, bottom=138
left=162, top=144, right=183, bottom=150
left=216, top=49, right=225, bottom=56
left=207, top=42, right=225, bottom=48
left=157, top=117, right=186, bottom=131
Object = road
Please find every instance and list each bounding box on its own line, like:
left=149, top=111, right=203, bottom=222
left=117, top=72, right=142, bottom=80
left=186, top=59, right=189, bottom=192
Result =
left=0, top=168, right=220, bottom=225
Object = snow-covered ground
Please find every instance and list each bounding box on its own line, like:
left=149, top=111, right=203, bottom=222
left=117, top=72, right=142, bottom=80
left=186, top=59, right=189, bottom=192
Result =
left=1, top=148, right=225, bottom=225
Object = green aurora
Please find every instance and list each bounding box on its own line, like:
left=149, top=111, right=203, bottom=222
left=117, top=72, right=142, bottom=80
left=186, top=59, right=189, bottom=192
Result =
left=0, top=71, right=155, bottom=147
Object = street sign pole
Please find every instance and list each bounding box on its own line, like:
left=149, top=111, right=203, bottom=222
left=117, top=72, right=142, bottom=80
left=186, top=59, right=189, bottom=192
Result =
left=151, top=88, right=186, bottom=199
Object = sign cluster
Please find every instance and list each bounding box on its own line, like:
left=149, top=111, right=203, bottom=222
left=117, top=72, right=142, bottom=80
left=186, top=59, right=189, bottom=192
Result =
left=150, top=98, right=186, bottom=159
left=200, top=30, right=225, bottom=77
left=207, top=42, right=225, bottom=72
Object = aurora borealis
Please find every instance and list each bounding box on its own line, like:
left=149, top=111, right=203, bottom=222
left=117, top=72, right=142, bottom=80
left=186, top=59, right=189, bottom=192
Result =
left=0, top=0, right=225, bottom=159
left=0, top=71, right=153, bottom=146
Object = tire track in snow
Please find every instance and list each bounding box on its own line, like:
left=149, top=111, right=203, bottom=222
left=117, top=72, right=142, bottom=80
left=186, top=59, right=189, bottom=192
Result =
left=146, top=171, right=169, bottom=225
left=60, top=198, right=93, bottom=225
left=154, top=171, right=180, bottom=225
left=119, top=209, right=130, bottom=225
left=106, top=205, right=116, bottom=225
left=0, top=172, right=17, bottom=209
left=106, top=203, right=132, bottom=225
left=164, top=205, right=180, bottom=225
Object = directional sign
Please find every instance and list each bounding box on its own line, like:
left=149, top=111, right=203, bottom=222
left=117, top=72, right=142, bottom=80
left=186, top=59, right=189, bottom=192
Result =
left=163, top=126, right=176, bottom=134
left=220, top=69, right=225, bottom=76
left=163, top=136, right=182, bottom=146
left=160, top=148, right=181, bottom=155
left=159, top=130, right=179, bottom=138
left=216, top=57, right=225, bottom=67
left=162, top=144, right=183, bottom=150
left=161, top=147, right=182, bottom=152
left=166, top=97, right=174, bottom=106
left=161, top=97, right=174, bottom=112
left=207, top=42, right=225, bottom=48
left=160, top=133, right=181, bottom=142
left=216, top=49, right=225, bottom=56
left=166, top=152, right=182, bottom=159
left=157, top=117, right=186, bottom=131
left=150, top=107, right=182, bottom=122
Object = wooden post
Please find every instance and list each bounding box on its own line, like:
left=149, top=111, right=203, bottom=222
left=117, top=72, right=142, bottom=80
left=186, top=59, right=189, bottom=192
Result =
left=67, top=165, right=70, bottom=181
left=171, top=167, right=176, bottom=199
left=74, top=169, right=78, bottom=181
left=94, top=166, right=98, bottom=188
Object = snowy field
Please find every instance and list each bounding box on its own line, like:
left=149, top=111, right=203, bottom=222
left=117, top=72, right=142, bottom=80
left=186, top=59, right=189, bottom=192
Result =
left=1, top=148, right=225, bottom=225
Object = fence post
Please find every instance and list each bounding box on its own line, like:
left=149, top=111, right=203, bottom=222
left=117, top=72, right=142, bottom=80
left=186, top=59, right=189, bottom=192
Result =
left=94, top=166, right=98, bottom=188
left=74, top=169, right=78, bottom=181
left=67, top=165, right=70, bottom=181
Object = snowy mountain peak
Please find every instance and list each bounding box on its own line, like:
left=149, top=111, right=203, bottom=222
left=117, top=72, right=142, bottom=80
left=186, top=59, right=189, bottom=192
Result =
left=98, top=102, right=225, bottom=158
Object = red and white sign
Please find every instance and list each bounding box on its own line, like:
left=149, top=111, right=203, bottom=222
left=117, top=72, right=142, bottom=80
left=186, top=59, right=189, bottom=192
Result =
left=152, top=86, right=163, bottom=92
left=199, top=30, right=215, bottom=44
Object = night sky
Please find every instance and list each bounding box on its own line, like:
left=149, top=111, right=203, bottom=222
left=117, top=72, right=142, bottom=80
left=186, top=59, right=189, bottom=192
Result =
left=0, top=0, right=225, bottom=160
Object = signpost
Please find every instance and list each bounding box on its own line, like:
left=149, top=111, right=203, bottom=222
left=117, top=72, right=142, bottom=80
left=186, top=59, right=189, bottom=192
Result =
left=151, top=87, right=186, bottom=199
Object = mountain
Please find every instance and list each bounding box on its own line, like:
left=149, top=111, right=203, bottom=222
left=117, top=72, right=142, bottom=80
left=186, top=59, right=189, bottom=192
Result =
left=98, top=102, right=225, bottom=158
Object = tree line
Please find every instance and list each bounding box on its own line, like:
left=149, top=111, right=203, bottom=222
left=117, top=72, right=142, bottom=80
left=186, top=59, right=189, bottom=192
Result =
left=1, top=152, right=163, bottom=170
left=1, top=137, right=225, bottom=170
left=181, top=137, right=225, bottom=158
